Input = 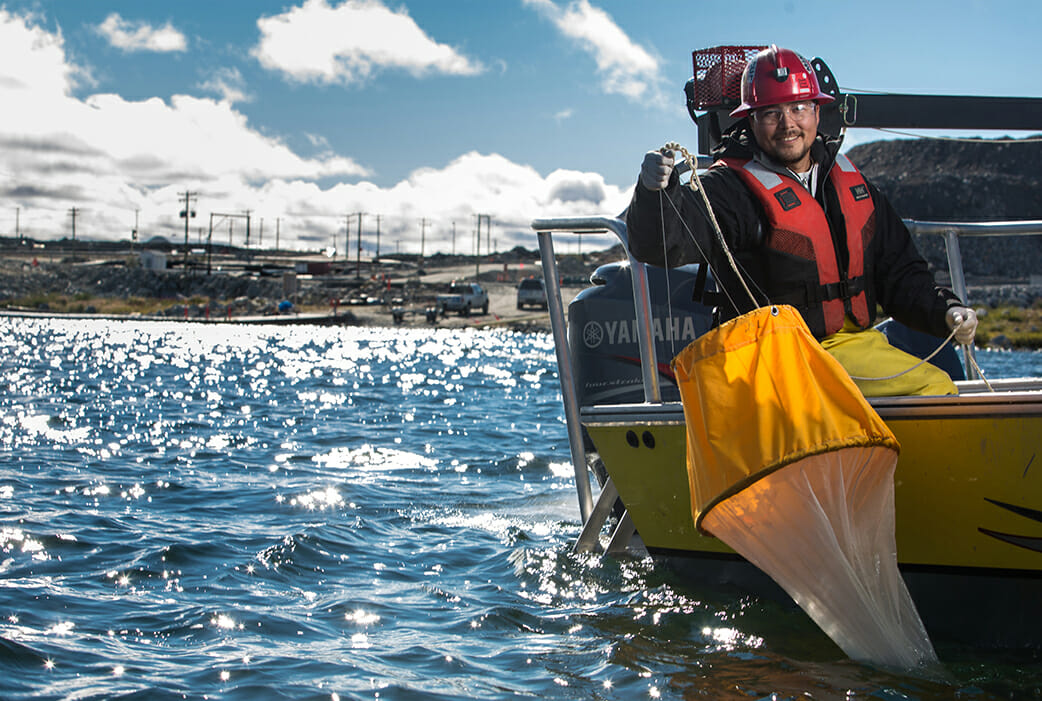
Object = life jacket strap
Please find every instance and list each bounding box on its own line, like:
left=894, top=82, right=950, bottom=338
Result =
left=803, top=276, right=866, bottom=304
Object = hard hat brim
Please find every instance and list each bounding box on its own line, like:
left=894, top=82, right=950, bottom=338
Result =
left=729, top=92, right=835, bottom=119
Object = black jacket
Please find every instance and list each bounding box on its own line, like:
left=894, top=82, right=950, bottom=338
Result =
left=625, top=123, right=961, bottom=339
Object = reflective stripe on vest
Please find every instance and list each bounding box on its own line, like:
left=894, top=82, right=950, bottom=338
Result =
left=720, top=156, right=874, bottom=335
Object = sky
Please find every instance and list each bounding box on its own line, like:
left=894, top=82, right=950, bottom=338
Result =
left=1, top=0, right=1040, bottom=256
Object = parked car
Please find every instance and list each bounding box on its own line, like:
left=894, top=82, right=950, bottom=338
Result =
left=516, top=277, right=547, bottom=310
left=437, top=281, right=489, bottom=316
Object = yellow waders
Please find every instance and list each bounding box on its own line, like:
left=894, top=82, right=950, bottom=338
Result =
left=819, top=319, right=957, bottom=397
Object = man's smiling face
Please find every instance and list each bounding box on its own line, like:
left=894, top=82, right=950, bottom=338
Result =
left=750, top=100, right=819, bottom=171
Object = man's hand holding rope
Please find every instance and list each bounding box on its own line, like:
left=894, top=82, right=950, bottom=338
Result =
left=640, top=149, right=675, bottom=191
left=945, top=306, right=978, bottom=346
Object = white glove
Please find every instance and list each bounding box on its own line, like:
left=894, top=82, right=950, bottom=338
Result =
left=640, top=149, right=674, bottom=191
left=945, top=306, right=978, bottom=346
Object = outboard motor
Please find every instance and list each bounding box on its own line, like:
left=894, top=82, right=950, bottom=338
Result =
left=568, top=261, right=715, bottom=406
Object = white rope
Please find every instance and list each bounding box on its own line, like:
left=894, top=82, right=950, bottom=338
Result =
left=657, top=188, right=677, bottom=359
left=847, top=329, right=955, bottom=381
left=849, top=324, right=994, bottom=391
left=657, top=179, right=749, bottom=318
left=966, top=347, right=995, bottom=391
left=665, top=142, right=759, bottom=309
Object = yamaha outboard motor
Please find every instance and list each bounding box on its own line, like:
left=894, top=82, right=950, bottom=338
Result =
left=568, top=261, right=715, bottom=406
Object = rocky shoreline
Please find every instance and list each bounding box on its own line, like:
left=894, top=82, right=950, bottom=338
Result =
left=4, top=245, right=1039, bottom=313
left=1, top=258, right=386, bottom=319
left=2, top=254, right=1039, bottom=349
left=0, top=255, right=583, bottom=334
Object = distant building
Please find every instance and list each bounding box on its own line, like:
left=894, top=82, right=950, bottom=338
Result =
left=140, top=250, right=167, bottom=270
left=295, top=261, right=331, bottom=275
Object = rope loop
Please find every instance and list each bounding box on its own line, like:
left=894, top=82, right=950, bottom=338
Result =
left=662, top=142, right=758, bottom=308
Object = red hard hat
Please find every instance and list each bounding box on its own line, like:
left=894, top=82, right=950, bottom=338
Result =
left=729, top=45, right=834, bottom=118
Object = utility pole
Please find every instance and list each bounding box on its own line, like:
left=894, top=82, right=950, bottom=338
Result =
left=419, top=217, right=429, bottom=264
left=207, top=212, right=214, bottom=274
left=355, top=212, right=363, bottom=279
left=451, top=221, right=456, bottom=256
left=179, top=190, right=197, bottom=273
left=475, top=214, right=491, bottom=279
left=258, top=218, right=263, bottom=248
left=374, top=214, right=381, bottom=262
left=15, top=206, right=20, bottom=242
left=243, top=209, right=252, bottom=248
left=343, top=214, right=352, bottom=263
left=68, top=207, right=79, bottom=240
left=131, top=209, right=139, bottom=252
left=275, top=217, right=280, bottom=251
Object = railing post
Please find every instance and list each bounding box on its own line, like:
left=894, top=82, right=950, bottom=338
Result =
left=941, top=226, right=980, bottom=380
left=627, top=255, right=662, bottom=403
left=537, top=230, right=594, bottom=523
left=532, top=215, right=665, bottom=530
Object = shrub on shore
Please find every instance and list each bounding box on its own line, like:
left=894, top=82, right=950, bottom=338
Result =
left=975, top=303, right=1042, bottom=350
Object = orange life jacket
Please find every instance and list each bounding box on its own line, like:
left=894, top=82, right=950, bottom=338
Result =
left=718, top=154, right=874, bottom=337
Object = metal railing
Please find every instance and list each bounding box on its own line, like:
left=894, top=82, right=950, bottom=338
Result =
left=532, top=214, right=1042, bottom=535
left=532, top=217, right=656, bottom=526
left=906, top=219, right=1042, bottom=379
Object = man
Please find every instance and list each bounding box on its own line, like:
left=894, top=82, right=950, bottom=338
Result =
left=627, top=45, right=977, bottom=396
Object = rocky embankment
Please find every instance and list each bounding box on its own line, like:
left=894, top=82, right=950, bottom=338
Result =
left=0, top=261, right=342, bottom=318
left=848, top=137, right=1042, bottom=307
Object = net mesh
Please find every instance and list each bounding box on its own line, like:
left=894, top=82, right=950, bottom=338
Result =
left=691, top=45, right=765, bottom=110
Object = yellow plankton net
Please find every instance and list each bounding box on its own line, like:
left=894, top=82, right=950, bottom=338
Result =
left=673, top=304, right=940, bottom=671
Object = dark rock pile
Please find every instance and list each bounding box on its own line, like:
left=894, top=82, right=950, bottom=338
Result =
left=848, top=136, right=1042, bottom=281
left=848, top=136, right=1042, bottom=307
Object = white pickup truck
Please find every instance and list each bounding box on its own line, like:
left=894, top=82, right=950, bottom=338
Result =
left=437, top=281, right=489, bottom=316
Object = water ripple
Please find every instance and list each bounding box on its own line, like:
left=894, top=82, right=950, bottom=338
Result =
left=1, top=318, right=1038, bottom=699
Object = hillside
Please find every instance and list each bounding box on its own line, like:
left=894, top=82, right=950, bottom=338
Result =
left=846, top=136, right=1042, bottom=281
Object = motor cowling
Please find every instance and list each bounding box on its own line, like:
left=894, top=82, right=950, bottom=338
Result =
left=567, top=261, right=715, bottom=406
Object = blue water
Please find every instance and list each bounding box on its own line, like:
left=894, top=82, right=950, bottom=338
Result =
left=1, top=317, right=1039, bottom=700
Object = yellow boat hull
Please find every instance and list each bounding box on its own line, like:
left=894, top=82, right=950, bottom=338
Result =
left=583, top=383, right=1042, bottom=646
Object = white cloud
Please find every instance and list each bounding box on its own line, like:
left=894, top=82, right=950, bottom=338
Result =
left=252, top=0, right=484, bottom=86
left=524, top=0, right=662, bottom=102
left=0, top=9, right=80, bottom=95
left=96, top=13, right=187, bottom=53
left=197, top=67, right=251, bottom=104
left=0, top=11, right=366, bottom=241
left=0, top=9, right=624, bottom=253
left=361, top=153, right=629, bottom=251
